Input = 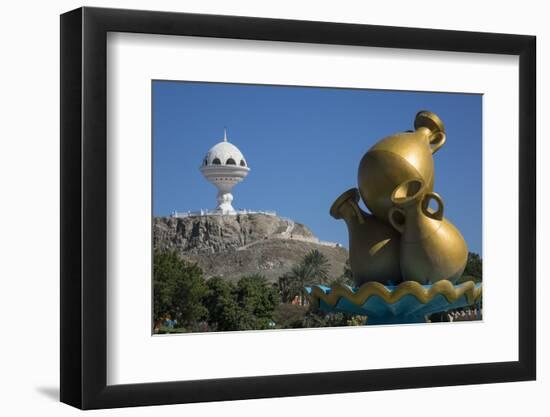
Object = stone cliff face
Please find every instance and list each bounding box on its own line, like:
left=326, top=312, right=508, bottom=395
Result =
left=153, top=213, right=348, bottom=282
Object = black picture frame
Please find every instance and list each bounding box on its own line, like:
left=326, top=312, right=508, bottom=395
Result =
left=60, top=6, right=536, bottom=410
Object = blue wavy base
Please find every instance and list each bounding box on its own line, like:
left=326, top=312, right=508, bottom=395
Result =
left=307, top=282, right=482, bottom=325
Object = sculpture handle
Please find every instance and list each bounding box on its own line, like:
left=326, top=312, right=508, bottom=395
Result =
left=388, top=206, right=406, bottom=233
left=429, top=131, right=446, bottom=154
left=414, top=111, right=446, bottom=154
left=422, top=192, right=444, bottom=220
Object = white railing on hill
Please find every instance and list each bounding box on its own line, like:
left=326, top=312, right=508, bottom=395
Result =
left=171, top=209, right=277, bottom=218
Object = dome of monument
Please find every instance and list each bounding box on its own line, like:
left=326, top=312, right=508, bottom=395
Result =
left=201, top=130, right=248, bottom=168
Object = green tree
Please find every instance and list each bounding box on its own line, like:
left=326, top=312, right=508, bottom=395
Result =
left=203, top=277, right=241, bottom=331
left=235, top=274, right=279, bottom=330
left=153, top=250, right=208, bottom=328
left=204, top=274, right=279, bottom=331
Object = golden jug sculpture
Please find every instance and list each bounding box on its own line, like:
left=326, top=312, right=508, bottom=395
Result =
left=330, top=188, right=402, bottom=286
left=388, top=178, right=468, bottom=284
left=358, top=110, right=446, bottom=221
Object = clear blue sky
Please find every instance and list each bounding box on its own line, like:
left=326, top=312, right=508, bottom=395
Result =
left=153, top=81, right=482, bottom=255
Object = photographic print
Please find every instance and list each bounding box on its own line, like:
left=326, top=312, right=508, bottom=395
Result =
left=152, top=81, right=482, bottom=334
left=60, top=9, right=536, bottom=408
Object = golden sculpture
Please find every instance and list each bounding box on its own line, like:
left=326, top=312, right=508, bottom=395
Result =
left=330, top=188, right=402, bottom=285
left=388, top=178, right=468, bottom=284
left=331, top=110, right=470, bottom=287
left=357, top=110, right=446, bottom=221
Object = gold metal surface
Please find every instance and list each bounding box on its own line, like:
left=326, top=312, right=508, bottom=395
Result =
left=358, top=110, right=446, bottom=221
left=332, top=110, right=473, bottom=288
left=330, top=188, right=402, bottom=285
left=388, top=178, right=468, bottom=284
left=309, top=280, right=482, bottom=309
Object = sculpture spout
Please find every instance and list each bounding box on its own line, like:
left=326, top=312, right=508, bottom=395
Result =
left=330, top=188, right=366, bottom=226
left=330, top=189, right=402, bottom=286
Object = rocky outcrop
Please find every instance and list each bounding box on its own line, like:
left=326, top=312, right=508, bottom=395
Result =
left=153, top=213, right=348, bottom=282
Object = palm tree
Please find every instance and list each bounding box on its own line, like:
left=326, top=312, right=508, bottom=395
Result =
left=278, top=273, right=298, bottom=303
left=289, top=262, right=314, bottom=306
left=288, top=250, right=331, bottom=305
left=302, top=249, right=330, bottom=284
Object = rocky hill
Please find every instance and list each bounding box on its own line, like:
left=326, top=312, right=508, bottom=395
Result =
left=153, top=213, right=348, bottom=282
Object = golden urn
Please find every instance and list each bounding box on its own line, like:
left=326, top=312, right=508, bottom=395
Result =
left=388, top=178, right=468, bottom=284
left=357, top=111, right=446, bottom=221
left=330, top=188, right=402, bottom=286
